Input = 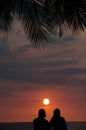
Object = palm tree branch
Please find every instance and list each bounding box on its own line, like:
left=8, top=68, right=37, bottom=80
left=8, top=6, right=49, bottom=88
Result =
left=20, top=0, right=49, bottom=47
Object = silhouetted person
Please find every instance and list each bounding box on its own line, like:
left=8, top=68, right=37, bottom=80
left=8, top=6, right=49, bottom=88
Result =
left=50, top=108, right=67, bottom=130
left=33, top=109, right=49, bottom=130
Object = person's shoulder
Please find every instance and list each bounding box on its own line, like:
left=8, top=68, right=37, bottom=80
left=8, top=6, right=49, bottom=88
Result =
left=60, top=116, right=66, bottom=121
left=50, top=117, right=54, bottom=122
left=43, top=118, right=49, bottom=123
left=33, top=118, right=39, bottom=123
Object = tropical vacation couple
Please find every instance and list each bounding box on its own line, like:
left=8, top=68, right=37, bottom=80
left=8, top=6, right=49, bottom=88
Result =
left=33, top=108, right=67, bottom=130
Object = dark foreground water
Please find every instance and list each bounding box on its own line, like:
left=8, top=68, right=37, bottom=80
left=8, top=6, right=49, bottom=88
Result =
left=0, top=122, right=86, bottom=130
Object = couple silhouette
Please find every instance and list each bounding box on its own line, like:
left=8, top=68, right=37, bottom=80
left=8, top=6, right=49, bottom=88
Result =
left=33, top=108, right=67, bottom=130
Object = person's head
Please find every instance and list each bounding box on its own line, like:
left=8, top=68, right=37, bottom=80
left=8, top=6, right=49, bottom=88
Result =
left=38, top=109, right=46, bottom=118
left=53, top=108, right=61, bottom=117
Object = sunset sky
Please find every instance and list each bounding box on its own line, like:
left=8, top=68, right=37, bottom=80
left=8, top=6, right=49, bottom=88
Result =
left=0, top=21, right=86, bottom=122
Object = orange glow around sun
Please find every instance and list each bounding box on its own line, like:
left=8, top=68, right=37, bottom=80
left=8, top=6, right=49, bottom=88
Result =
left=43, top=98, right=50, bottom=105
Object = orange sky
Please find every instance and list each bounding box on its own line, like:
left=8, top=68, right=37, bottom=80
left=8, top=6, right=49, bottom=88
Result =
left=0, top=21, right=86, bottom=122
left=0, top=80, right=86, bottom=122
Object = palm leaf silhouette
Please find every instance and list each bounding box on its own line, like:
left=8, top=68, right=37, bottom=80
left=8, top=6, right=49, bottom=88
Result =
left=45, top=0, right=86, bottom=37
left=0, top=0, right=86, bottom=45
left=0, top=0, right=14, bottom=31
left=0, top=0, right=49, bottom=47
left=19, top=0, right=49, bottom=47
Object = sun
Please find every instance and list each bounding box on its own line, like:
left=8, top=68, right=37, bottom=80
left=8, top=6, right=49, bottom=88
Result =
left=43, top=98, right=50, bottom=105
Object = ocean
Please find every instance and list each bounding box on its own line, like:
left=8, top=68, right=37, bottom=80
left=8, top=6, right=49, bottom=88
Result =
left=0, top=122, right=86, bottom=130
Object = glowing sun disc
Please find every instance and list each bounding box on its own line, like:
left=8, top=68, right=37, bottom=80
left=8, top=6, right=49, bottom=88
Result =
left=43, top=98, right=50, bottom=105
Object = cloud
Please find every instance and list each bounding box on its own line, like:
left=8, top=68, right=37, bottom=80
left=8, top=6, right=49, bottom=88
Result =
left=62, top=35, right=75, bottom=42
left=0, top=86, right=17, bottom=98
left=47, top=30, right=75, bottom=45
left=0, top=21, right=86, bottom=95
left=0, top=59, right=79, bottom=77
left=0, top=59, right=86, bottom=87
left=16, top=44, right=32, bottom=53
left=0, top=38, right=10, bottom=57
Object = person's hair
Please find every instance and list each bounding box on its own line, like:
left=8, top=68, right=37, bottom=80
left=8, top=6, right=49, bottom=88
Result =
left=38, top=109, right=46, bottom=118
left=53, top=108, right=61, bottom=116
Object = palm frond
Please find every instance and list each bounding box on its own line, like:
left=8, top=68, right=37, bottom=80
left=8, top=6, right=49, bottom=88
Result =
left=0, top=0, right=49, bottom=46
left=0, top=0, right=15, bottom=31
left=0, top=0, right=86, bottom=46
left=19, top=0, right=49, bottom=47
left=45, top=0, right=86, bottom=36
left=64, top=0, right=86, bottom=33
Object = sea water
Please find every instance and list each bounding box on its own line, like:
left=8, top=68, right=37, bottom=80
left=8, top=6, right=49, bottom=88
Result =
left=0, top=122, right=86, bottom=130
